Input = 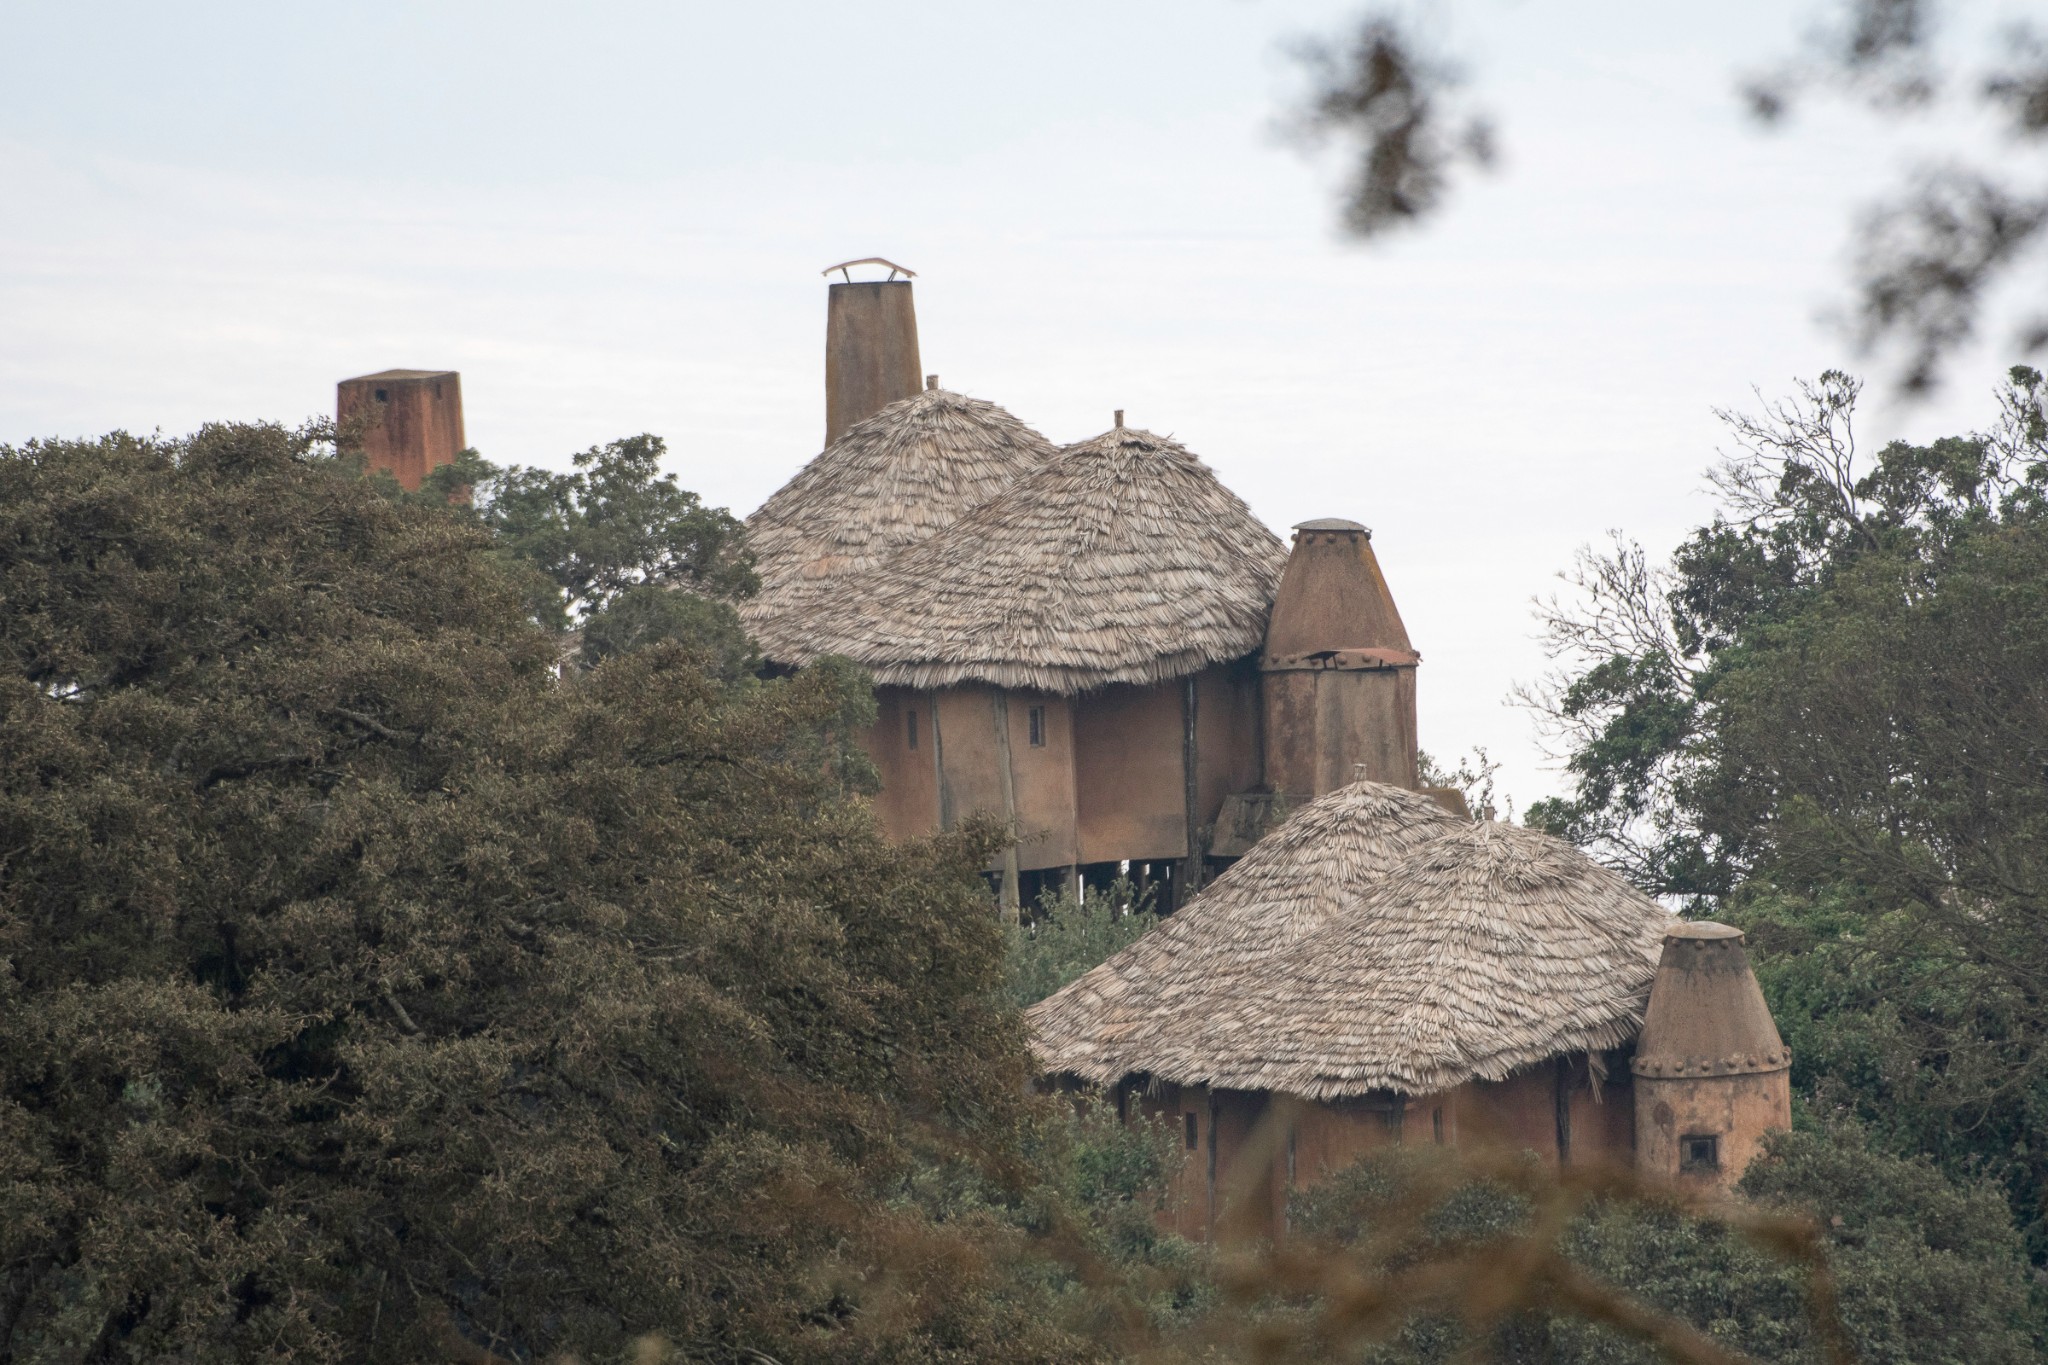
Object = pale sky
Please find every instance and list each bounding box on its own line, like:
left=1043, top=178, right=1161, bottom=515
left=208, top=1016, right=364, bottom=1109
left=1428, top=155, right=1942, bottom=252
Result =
left=1, top=0, right=2025, bottom=810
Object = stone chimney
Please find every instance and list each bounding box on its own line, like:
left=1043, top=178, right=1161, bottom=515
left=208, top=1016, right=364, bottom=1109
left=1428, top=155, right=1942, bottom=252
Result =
left=823, top=258, right=922, bottom=446
left=336, top=369, right=464, bottom=491
left=1259, top=519, right=1420, bottom=796
left=1632, top=922, right=1791, bottom=1193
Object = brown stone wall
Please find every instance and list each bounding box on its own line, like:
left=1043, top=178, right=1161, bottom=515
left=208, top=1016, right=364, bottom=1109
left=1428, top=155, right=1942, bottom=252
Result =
left=864, top=687, right=941, bottom=842
left=1194, top=660, right=1263, bottom=831
left=1001, top=691, right=1079, bottom=871
left=1137, top=1082, right=1208, bottom=1242
left=933, top=686, right=1007, bottom=839
left=1635, top=1069, right=1791, bottom=1194
left=1260, top=670, right=1319, bottom=799
left=1131, top=1061, right=1639, bottom=1246
left=1261, top=664, right=1418, bottom=798
left=1569, top=1068, right=1637, bottom=1170
left=1460, top=1067, right=1562, bottom=1162
left=1074, top=681, right=1187, bottom=863
left=1136, top=1084, right=1285, bottom=1242
left=1291, top=1094, right=1408, bottom=1187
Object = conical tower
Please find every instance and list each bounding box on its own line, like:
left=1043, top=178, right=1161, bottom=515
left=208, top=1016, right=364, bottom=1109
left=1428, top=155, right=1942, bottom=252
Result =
left=1632, top=922, right=1791, bottom=1192
left=1259, top=519, right=1419, bottom=796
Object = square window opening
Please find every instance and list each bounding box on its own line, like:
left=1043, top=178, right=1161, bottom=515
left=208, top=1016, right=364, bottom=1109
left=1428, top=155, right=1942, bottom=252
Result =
left=374, top=388, right=389, bottom=402
left=1028, top=704, right=1047, bottom=747
left=1184, top=1112, right=1198, bottom=1150
left=1680, top=1134, right=1721, bottom=1173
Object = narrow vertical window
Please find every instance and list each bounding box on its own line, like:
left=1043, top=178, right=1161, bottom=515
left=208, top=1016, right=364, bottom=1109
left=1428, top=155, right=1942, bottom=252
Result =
left=1184, top=1112, right=1198, bottom=1150
left=1028, top=704, right=1046, bottom=747
left=1432, top=1107, right=1444, bottom=1144
left=906, top=709, right=918, bottom=750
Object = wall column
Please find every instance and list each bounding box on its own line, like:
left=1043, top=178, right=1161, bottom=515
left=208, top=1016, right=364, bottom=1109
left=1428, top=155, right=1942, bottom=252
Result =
left=992, top=692, right=1021, bottom=920
left=1180, top=675, right=1205, bottom=895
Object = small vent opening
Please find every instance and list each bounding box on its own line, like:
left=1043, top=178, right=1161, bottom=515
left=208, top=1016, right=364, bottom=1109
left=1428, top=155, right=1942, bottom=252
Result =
left=1680, top=1134, right=1721, bottom=1173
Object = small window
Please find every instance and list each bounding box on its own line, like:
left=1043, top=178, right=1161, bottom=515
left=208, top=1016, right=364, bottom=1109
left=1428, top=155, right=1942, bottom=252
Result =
left=1184, top=1112, right=1198, bottom=1150
left=906, top=709, right=918, bottom=751
left=1028, top=704, right=1046, bottom=747
left=374, top=388, right=389, bottom=402
left=1432, top=1107, right=1444, bottom=1145
left=1680, top=1134, right=1720, bottom=1173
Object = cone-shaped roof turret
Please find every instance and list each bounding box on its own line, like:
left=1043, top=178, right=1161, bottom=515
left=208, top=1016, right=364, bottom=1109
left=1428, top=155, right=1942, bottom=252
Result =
left=1631, top=923, right=1790, bottom=1078
left=1264, top=519, right=1414, bottom=663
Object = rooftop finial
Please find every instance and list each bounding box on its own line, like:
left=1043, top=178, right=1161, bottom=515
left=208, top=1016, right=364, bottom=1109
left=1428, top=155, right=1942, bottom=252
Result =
left=927, top=374, right=938, bottom=390
left=1114, top=409, right=1125, bottom=429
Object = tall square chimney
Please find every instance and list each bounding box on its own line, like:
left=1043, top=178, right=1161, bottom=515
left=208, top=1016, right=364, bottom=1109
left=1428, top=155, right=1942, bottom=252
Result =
left=337, top=369, right=465, bottom=490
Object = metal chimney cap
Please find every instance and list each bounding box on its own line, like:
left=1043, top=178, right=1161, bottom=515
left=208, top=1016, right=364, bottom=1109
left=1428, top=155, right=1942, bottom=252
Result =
left=822, top=256, right=918, bottom=282
left=1293, top=517, right=1370, bottom=535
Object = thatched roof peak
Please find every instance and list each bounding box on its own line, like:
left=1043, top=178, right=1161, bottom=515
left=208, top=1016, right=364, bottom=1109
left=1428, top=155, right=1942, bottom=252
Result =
left=742, top=385, right=1056, bottom=658
left=777, top=423, right=1288, bottom=693
left=1028, top=781, right=1674, bottom=1099
left=1029, top=782, right=1457, bottom=1086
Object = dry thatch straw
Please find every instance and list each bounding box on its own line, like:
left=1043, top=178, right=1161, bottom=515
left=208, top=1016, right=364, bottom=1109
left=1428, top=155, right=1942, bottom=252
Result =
left=742, top=386, right=1056, bottom=660
left=1028, top=781, right=1673, bottom=1099
left=1030, top=782, right=1455, bottom=1085
left=780, top=424, right=1287, bottom=692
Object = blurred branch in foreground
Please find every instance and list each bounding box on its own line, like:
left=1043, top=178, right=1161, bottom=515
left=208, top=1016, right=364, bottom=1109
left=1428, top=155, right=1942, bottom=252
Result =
left=1292, top=1, right=2048, bottom=395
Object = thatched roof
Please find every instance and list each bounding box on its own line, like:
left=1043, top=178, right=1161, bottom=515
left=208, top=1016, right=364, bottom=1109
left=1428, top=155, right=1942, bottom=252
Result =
left=778, top=425, right=1287, bottom=692
left=742, top=386, right=1056, bottom=657
left=1028, top=782, right=1673, bottom=1099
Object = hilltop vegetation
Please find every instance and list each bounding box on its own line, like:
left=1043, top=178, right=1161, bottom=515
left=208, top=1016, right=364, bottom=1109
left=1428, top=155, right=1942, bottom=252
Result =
left=3, top=399, right=2046, bottom=1363
left=0, top=424, right=1135, bottom=1362
left=1528, top=366, right=2048, bottom=1260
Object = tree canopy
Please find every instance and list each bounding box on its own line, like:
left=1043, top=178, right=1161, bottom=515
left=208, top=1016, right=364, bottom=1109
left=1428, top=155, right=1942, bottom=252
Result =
left=0, top=423, right=1080, bottom=1362
left=1525, top=366, right=2048, bottom=1258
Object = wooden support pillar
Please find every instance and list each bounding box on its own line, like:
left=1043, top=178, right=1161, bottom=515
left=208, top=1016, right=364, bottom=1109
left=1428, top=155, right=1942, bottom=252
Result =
left=1554, top=1055, right=1574, bottom=1166
left=1205, top=1088, right=1220, bottom=1242
left=931, top=690, right=953, bottom=831
left=1180, top=675, right=1204, bottom=897
left=992, top=691, right=1021, bottom=921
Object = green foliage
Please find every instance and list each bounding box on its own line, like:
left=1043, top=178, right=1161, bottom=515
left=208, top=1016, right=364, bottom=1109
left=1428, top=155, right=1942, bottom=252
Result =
left=1528, top=367, right=2048, bottom=1254
left=1416, top=747, right=1501, bottom=821
left=1526, top=366, right=2048, bottom=900
left=580, top=583, right=762, bottom=681
left=0, top=423, right=1088, bottom=1363
left=1005, top=880, right=1159, bottom=1009
left=377, top=434, right=757, bottom=659
left=1019, top=1102, right=1209, bottom=1325
left=1282, top=1127, right=2041, bottom=1364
